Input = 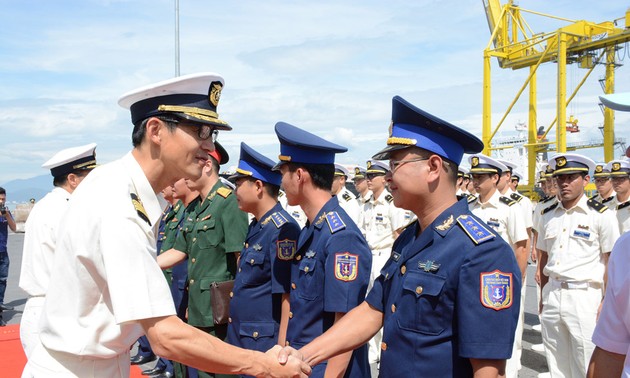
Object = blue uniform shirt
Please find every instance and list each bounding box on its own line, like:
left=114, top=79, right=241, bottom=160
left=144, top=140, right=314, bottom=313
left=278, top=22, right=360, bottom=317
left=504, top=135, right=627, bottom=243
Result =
left=0, top=215, right=8, bottom=252
left=287, top=197, right=372, bottom=378
left=227, top=203, right=300, bottom=352
left=366, top=198, right=521, bottom=377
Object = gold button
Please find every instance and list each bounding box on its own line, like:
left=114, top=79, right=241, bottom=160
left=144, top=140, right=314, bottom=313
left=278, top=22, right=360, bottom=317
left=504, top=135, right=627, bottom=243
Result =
left=391, top=304, right=396, bottom=313
left=296, top=255, right=302, bottom=261
left=228, top=317, right=232, bottom=323
left=239, top=268, right=242, bottom=273
left=203, top=225, right=207, bottom=230
left=381, top=342, right=387, bottom=351
left=190, top=279, right=195, bottom=285
left=291, top=283, right=297, bottom=289
left=304, top=266, right=310, bottom=273
left=250, top=259, right=255, bottom=264
left=401, top=265, right=406, bottom=275
left=416, top=286, right=423, bottom=295
left=289, top=311, right=293, bottom=319
left=229, top=291, right=233, bottom=298
left=245, top=243, right=249, bottom=248
left=191, top=258, right=196, bottom=263
left=193, top=237, right=197, bottom=243
left=253, top=331, right=259, bottom=338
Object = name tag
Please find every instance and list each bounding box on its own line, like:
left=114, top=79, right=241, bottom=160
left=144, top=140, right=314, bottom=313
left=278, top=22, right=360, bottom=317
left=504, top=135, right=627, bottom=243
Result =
left=572, top=229, right=591, bottom=239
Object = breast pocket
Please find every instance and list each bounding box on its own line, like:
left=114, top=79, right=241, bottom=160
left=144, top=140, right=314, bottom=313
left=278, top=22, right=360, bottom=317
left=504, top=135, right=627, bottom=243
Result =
left=569, top=227, right=596, bottom=253
left=197, top=218, right=220, bottom=248
left=297, top=258, right=320, bottom=301
left=397, top=271, right=446, bottom=335
left=240, top=249, right=268, bottom=286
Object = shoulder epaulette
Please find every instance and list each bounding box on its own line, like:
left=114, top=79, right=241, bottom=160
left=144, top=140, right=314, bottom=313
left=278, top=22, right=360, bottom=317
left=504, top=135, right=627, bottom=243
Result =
left=325, top=211, right=346, bottom=234
left=587, top=198, right=608, bottom=213
left=385, top=194, right=394, bottom=203
left=467, top=194, right=477, bottom=204
left=618, top=201, right=630, bottom=210
left=541, top=202, right=558, bottom=215
left=342, top=192, right=352, bottom=202
left=456, top=214, right=495, bottom=245
left=499, top=196, right=517, bottom=206
left=278, top=191, right=285, bottom=197
left=130, top=193, right=151, bottom=226
left=510, top=192, right=523, bottom=203
left=271, top=211, right=289, bottom=228
left=541, top=195, right=554, bottom=203
left=217, top=187, right=232, bottom=198
left=602, top=196, right=615, bottom=204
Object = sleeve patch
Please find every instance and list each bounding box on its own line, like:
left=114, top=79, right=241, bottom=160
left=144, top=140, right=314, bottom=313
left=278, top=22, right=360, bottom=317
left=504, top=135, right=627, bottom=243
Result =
left=326, top=211, right=346, bottom=233
left=480, top=270, right=513, bottom=311
left=456, top=215, right=495, bottom=244
left=277, top=239, right=296, bottom=260
left=334, top=252, right=358, bottom=281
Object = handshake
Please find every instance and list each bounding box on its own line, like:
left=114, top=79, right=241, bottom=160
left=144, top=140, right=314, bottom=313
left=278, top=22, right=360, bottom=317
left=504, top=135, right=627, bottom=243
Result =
left=262, top=345, right=311, bottom=378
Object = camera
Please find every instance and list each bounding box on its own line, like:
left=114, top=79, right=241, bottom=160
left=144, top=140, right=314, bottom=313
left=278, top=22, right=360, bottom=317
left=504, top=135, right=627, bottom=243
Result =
left=0, top=203, right=6, bottom=215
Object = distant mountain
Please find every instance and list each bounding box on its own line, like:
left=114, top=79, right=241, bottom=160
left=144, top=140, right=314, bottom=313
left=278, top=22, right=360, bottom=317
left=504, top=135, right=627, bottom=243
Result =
left=1, top=175, right=52, bottom=204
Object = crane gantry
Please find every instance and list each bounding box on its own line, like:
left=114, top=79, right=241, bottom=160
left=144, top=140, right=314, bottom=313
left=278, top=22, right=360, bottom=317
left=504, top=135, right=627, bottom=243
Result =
left=482, top=0, right=630, bottom=195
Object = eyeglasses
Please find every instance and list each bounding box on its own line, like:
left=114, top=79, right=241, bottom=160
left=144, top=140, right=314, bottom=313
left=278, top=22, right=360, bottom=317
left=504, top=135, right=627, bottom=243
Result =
left=366, top=173, right=385, bottom=180
left=388, top=157, right=429, bottom=172
left=161, top=118, right=219, bottom=142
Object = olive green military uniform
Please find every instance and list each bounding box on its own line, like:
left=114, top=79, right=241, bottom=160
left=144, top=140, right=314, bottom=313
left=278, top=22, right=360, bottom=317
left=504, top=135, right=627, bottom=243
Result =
left=173, top=181, right=248, bottom=378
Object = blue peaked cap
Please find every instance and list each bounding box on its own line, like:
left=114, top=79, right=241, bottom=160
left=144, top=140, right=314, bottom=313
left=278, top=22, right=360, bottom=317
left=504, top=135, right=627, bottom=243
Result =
left=372, top=96, right=484, bottom=165
left=229, top=142, right=282, bottom=186
left=273, top=121, right=347, bottom=170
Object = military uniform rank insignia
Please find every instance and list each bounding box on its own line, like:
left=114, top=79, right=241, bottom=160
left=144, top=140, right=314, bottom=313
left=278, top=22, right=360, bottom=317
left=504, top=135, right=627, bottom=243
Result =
left=130, top=193, right=151, bottom=226
left=334, top=252, right=358, bottom=282
left=325, top=212, right=346, bottom=233
left=305, top=250, right=316, bottom=259
left=271, top=212, right=288, bottom=228
left=603, top=196, right=615, bottom=204
left=217, top=187, right=232, bottom=198
left=435, top=214, right=454, bottom=231
left=456, top=215, right=495, bottom=244
left=342, top=192, right=352, bottom=202
left=391, top=252, right=401, bottom=262
left=480, top=270, right=513, bottom=310
left=542, top=202, right=558, bottom=215
left=499, top=196, right=516, bottom=206
left=277, top=239, right=296, bottom=260
left=466, top=194, right=477, bottom=204
left=541, top=195, right=554, bottom=203
left=385, top=194, right=394, bottom=203
left=618, top=201, right=630, bottom=210
left=587, top=198, right=607, bottom=213
left=509, top=193, right=523, bottom=202
left=252, top=243, right=263, bottom=251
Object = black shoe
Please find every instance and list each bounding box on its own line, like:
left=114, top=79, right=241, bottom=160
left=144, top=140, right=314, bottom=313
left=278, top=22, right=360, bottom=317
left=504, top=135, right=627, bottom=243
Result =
left=142, top=366, right=165, bottom=376
left=0, top=303, right=14, bottom=311
left=130, top=354, right=157, bottom=365
left=0, top=318, right=6, bottom=327
left=150, top=372, right=173, bottom=378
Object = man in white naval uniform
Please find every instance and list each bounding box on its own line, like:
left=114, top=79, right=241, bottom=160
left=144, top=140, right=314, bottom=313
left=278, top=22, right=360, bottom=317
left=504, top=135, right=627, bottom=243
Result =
left=468, top=154, right=529, bottom=378
left=23, top=73, right=309, bottom=378
left=18, top=143, right=97, bottom=358
left=591, top=163, right=616, bottom=205
left=352, top=166, right=371, bottom=208
left=537, top=153, right=619, bottom=378
left=358, top=159, right=410, bottom=365
left=606, top=159, right=630, bottom=233
left=332, top=164, right=360, bottom=225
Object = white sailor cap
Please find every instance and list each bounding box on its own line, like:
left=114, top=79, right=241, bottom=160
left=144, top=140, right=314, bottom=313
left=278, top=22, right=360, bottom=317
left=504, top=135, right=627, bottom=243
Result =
left=549, top=153, right=595, bottom=176
left=366, top=160, right=389, bottom=175
left=118, top=72, right=231, bottom=130
left=605, top=159, right=630, bottom=177
left=497, top=159, right=518, bottom=174
left=353, top=166, right=367, bottom=179
left=457, top=166, right=469, bottom=177
left=42, top=143, right=97, bottom=178
left=593, top=162, right=611, bottom=178
left=511, top=171, right=523, bottom=182
left=468, top=154, right=508, bottom=175
left=334, top=164, right=350, bottom=177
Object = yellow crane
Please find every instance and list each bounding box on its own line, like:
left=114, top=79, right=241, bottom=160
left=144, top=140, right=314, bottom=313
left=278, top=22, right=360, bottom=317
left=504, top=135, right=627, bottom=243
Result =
left=482, top=0, right=630, bottom=195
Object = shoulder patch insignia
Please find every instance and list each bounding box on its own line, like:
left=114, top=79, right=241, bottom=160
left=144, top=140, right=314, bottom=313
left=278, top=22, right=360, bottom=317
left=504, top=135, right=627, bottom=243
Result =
left=217, top=187, right=232, bottom=198
left=385, top=194, right=394, bottom=203
left=342, top=192, right=352, bottom=202
left=480, top=270, right=513, bottom=311
left=509, top=192, right=523, bottom=202
left=541, top=195, right=554, bottom=203
left=467, top=194, right=477, bottom=204
left=271, top=212, right=289, bottom=228
left=456, top=214, right=495, bottom=244
left=334, top=252, right=358, bottom=281
left=277, top=239, right=296, bottom=260
left=499, top=196, right=516, bottom=206
left=325, top=212, right=346, bottom=233
left=587, top=198, right=608, bottom=213
left=617, top=201, right=630, bottom=210
left=131, top=193, right=151, bottom=226
left=541, top=202, right=558, bottom=215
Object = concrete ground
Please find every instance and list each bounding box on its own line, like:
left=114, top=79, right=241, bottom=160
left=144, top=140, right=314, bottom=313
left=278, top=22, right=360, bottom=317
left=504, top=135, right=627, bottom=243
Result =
left=3, top=232, right=548, bottom=377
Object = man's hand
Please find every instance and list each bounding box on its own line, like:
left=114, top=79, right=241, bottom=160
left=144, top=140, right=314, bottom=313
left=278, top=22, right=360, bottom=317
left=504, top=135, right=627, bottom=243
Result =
left=264, top=345, right=310, bottom=377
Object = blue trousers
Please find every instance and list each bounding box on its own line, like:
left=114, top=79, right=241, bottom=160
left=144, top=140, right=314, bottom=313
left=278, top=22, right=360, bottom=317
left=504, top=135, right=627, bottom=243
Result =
left=0, top=251, right=9, bottom=304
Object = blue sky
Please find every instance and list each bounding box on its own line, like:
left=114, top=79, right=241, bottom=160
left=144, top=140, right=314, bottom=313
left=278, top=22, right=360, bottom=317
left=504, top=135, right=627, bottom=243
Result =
left=1, top=0, right=630, bottom=185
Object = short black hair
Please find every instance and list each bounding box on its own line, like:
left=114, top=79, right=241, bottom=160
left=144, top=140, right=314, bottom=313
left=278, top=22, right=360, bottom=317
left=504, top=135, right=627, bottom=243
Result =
left=0, top=187, right=5, bottom=195
left=52, top=169, right=90, bottom=187
left=286, top=162, right=334, bottom=191
left=132, top=117, right=177, bottom=147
